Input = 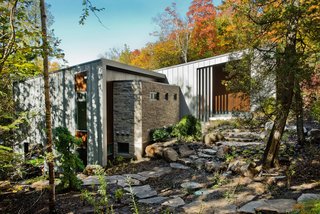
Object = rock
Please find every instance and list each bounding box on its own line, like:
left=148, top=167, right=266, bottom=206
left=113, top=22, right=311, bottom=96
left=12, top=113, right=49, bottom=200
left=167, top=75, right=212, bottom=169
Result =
left=265, top=121, right=274, bottom=131
left=290, top=182, right=320, bottom=191
left=123, top=174, right=148, bottom=182
left=117, top=177, right=141, bottom=187
left=260, top=130, right=268, bottom=139
left=199, top=148, right=217, bottom=155
left=163, top=148, right=179, bottom=162
left=194, top=188, right=215, bottom=196
left=83, top=164, right=103, bottom=176
left=106, top=175, right=125, bottom=184
left=247, top=182, right=266, bottom=195
left=205, top=161, right=221, bottom=172
left=193, top=158, right=206, bottom=170
left=297, top=193, right=320, bottom=203
left=137, top=168, right=172, bottom=179
left=216, top=145, right=230, bottom=159
left=227, top=159, right=247, bottom=173
left=178, top=145, right=195, bottom=157
left=221, top=171, right=233, bottom=178
left=82, top=176, right=103, bottom=186
left=215, top=205, right=237, bottom=214
left=170, top=163, right=190, bottom=170
left=189, top=155, right=199, bottom=160
left=145, top=143, right=163, bottom=158
left=0, top=181, right=10, bottom=191
left=255, top=199, right=296, bottom=213
left=181, top=182, right=203, bottom=191
left=138, top=196, right=168, bottom=204
left=162, top=197, right=185, bottom=207
left=238, top=200, right=268, bottom=214
left=182, top=200, right=205, bottom=214
left=203, top=132, right=224, bottom=146
left=124, top=185, right=157, bottom=199
left=198, top=152, right=212, bottom=158
left=177, top=158, right=192, bottom=165
left=308, top=129, right=320, bottom=142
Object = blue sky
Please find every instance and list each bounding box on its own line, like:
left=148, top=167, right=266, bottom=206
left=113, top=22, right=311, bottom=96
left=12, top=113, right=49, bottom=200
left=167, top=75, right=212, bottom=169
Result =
left=47, top=0, right=220, bottom=66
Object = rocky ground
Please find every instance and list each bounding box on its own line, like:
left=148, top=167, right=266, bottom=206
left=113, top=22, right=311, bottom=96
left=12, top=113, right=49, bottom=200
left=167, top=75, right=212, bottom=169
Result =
left=0, top=124, right=320, bottom=214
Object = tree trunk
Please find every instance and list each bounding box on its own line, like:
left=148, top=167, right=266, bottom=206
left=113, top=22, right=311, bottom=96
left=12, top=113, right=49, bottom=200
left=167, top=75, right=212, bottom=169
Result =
left=40, top=0, right=55, bottom=212
left=262, top=0, right=299, bottom=169
left=295, top=82, right=305, bottom=144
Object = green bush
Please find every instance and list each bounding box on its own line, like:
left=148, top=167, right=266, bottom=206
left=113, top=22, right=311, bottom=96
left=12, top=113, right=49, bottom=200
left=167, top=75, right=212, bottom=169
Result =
left=295, top=199, right=320, bottom=214
left=151, top=126, right=173, bottom=142
left=311, top=99, right=320, bottom=122
left=172, top=115, right=202, bottom=142
left=0, top=145, right=23, bottom=180
left=53, top=127, right=84, bottom=191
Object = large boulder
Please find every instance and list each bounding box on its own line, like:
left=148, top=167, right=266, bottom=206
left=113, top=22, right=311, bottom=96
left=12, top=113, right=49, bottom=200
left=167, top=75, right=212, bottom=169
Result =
left=163, top=148, right=179, bottom=162
left=83, top=164, right=104, bottom=176
left=216, top=145, right=230, bottom=159
left=178, top=145, right=195, bottom=158
left=203, top=132, right=224, bottom=146
left=145, top=143, right=164, bottom=158
left=308, top=129, right=320, bottom=143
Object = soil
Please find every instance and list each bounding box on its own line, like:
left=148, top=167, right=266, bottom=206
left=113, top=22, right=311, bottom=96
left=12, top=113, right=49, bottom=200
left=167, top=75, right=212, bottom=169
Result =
left=0, top=142, right=319, bottom=214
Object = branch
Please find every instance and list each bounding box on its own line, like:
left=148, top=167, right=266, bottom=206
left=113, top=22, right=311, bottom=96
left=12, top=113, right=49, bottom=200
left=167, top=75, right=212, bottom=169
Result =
left=0, top=0, right=18, bottom=74
left=79, top=0, right=107, bottom=29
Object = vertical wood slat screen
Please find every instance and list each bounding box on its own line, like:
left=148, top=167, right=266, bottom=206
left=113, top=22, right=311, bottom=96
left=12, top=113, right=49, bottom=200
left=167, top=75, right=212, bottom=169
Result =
left=197, top=65, right=250, bottom=121
left=197, top=66, right=215, bottom=121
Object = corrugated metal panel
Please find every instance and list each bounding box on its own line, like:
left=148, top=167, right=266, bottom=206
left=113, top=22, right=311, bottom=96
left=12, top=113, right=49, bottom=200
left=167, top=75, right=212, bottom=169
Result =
left=155, top=52, right=244, bottom=117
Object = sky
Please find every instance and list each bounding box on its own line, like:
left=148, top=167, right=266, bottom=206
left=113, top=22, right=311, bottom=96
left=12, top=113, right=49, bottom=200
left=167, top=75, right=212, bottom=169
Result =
left=46, top=0, right=220, bottom=66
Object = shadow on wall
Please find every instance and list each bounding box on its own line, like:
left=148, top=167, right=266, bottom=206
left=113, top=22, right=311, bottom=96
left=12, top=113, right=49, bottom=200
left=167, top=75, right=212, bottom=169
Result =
left=86, top=64, right=103, bottom=165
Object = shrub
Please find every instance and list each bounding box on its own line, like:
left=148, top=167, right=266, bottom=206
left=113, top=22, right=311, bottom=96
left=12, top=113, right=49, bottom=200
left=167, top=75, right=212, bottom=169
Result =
left=53, top=127, right=84, bottom=191
left=172, top=115, right=202, bottom=142
left=0, top=145, right=23, bottom=180
left=295, top=199, right=320, bottom=214
left=151, top=126, right=173, bottom=142
left=311, top=99, right=320, bottom=122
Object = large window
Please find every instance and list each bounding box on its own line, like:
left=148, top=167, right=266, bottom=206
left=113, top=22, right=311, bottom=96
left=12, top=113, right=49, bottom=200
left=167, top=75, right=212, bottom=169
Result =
left=75, top=72, right=87, bottom=131
left=76, top=92, right=87, bottom=130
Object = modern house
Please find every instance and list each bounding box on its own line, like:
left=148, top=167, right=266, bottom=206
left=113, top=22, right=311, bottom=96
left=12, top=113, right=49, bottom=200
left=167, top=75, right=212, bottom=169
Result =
left=156, top=51, right=251, bottom=121
left=15, top=51, right=266, bottom=166
left=14, top=59, right=180, bottom=166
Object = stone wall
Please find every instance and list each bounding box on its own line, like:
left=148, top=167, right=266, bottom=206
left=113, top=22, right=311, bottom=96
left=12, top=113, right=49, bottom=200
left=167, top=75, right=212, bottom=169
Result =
left=113, top=81, right=141, bottom=158
left=141, top=82, right=180, bottom=149
left=113, top=80, right=180, bottom=159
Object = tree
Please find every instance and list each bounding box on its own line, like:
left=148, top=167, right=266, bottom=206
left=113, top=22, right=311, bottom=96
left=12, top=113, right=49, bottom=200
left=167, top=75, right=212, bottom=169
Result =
left=152, top=3, right=192, bottom=63
left=220, top=0, right=320, bottom=168
left=187, top=0, right=220, bottom=59
left=40, top=0, right=55, bottom=212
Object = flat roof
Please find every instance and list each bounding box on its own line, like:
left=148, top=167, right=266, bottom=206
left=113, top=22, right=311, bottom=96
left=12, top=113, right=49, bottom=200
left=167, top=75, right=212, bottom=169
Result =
left=155, top=50, right=244, bottom=71
left=15, top=58, right=166, bottom=83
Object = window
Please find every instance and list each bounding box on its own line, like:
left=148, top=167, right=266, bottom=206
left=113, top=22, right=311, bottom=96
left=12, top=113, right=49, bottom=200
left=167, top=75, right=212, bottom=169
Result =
left=118, top=142, right=129, bottom=154
left=174, top=93, right=177, bottom=100
left=150, top=92, right=159, bottom=100
left=77, top=92, right=87, bottom=130
left=164, top=93, right=169, bottom=100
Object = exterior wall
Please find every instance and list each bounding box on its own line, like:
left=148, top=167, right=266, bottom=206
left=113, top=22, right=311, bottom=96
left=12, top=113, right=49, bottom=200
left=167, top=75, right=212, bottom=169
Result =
left=113, top=81, right=140, bottom=159
left=112, top=81, right=180, bottom=159
left=141, top=82, right=180, bottom=149
left=156, top=51, right=244, bottom=117
left=14, top=60, right=104, bottom=165
left=102, top=66, right=165, bottom=165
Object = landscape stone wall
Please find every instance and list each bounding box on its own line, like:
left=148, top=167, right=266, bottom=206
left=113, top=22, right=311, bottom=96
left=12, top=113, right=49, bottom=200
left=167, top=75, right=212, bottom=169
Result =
left=113, top=81, right=180, bottom=159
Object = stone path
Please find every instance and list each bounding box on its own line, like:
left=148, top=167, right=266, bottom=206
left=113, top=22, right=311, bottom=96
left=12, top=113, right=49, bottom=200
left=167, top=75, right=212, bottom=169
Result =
left=78, top=163, right=320, bottom=213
